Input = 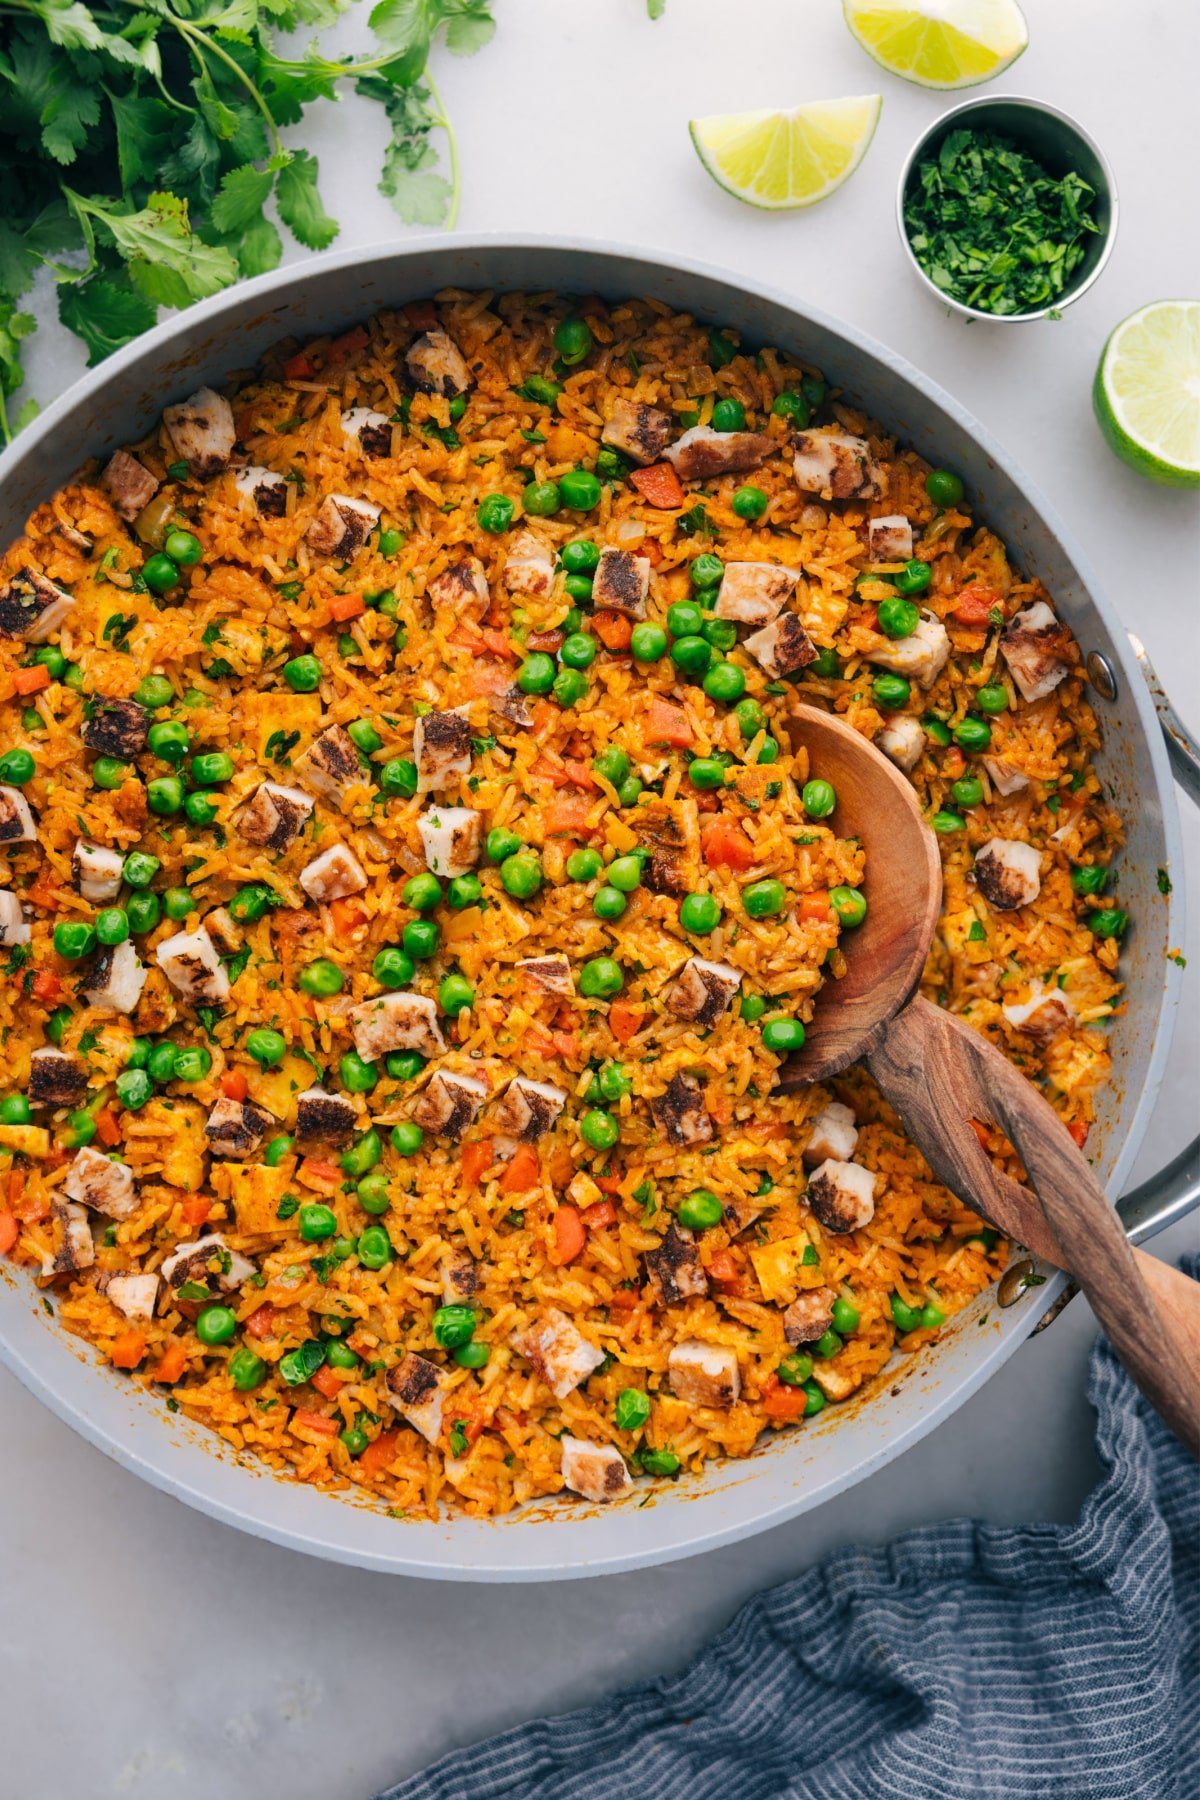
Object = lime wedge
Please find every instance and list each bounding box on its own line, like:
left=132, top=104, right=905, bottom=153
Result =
left=843, top=0, right=1028, bottom=88
left=689, top=97, right=882, bottom=211
left=1093, top=300, right=1200, bottom=488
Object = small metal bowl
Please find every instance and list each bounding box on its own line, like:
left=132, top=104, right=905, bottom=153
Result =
left=896, top=94, right=1119, bottom=323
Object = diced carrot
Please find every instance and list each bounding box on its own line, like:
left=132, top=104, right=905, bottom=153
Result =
left=329, top=324, right=370, bottom=361
left=292, top=1408, right=338, bottom=1437
left=545, top=797, right=596, bottom=837
left=299, top=1157, right=340, bottom=1191
left=531, top=700, right=558, bottom=733
left=552, top=1204, right=586, bottom=1265
left=329, top=591, right=365, bottom=623
left=25, top=879, right=60, bottom=911
left=644, top=697, right=692, bottom=748
left=798, top=891, right=832, bottom=923
left=643, top=539, right=663, bottom=568
left=484, top=629, right=519, bottom=661
left=0, top=1212, right=18, bottom=1257
left=13, top=664, right=50, bottom=696
left=858, top=605, right=878, bottom=633
left=245, top=1304, right=277, bottom=1341
left=630, top=462, right=685, bottom=509
left=745, top=1120, right=790, bottom=1142
left=404, top=300, right=438, bottom=331
left=12, top=1187, right=48, bottom=1224
left=153, top=1340, right=189, bottom=1384
left=359, top=1427, right=400, bottom=1477
left=695, top=790, right=721, bottom=813
left=609, top=1286, right=639, bottom=1311
left=31, top=970, right=61, bottom=1003
left=462, top=1138, right=495, bottom=1186
left=530, top=755, right=570, bottom=789
left=582, top=1198, right=617, bottom=1230
left=761, top=1375, right=809, bottom=1422
left=94, top=1108, right=121, bottom=1148
left=234, top=407, right=257, bottom=441
left=526, top=629, right=565, bottom=653
left=282, top=352, right=314, bottom=381
left=221, top=1068, right=248, bottom=1102
left=109, top=1329, right=147, bottom=1370
left=499, top=1143, right=539, bottom=1194
left=701, top=819, right=754, bottom=870
left=707, top=1249, right=738, bottom=1285
left=594, top=1174, right=623, bottom=1195
left=1067, top=1120, right=1090, bottom=1149
left=311, top=1365, right=346, bottom=1401
left=593, top=610, right=633, bottom=652
left=942, top=747, right=966, bottom=781
left=609, top=999, right=644, bottom=1043
left=181, top=1194, right=211, bottom=1228
left=330, top=896, right=369, bottom=933
left=953, top=582, right=1002, bottom=625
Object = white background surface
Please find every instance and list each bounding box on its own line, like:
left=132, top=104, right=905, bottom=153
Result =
left=5, top=3, right=1199, bottom=1796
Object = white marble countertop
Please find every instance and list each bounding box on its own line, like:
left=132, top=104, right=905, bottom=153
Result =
left=5, top=3, right=1198, bottom=1795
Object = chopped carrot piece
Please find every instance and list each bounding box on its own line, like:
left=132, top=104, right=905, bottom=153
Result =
left=609, top=999, right=643, bottom=1043
left=13, top=664, right=50, bottom=695
left=153, top=1341, right=189, bottom=1384
left=544, top=797, right=596, bottom=837
left=553, top=1204, right=587, bottom=1265
left=761, top=1375, right=808, bottom=1422
left=0, top=1211, right=18, bottom=1256
left=594, top=1174, right=623, bottom=1195
left=234, top=407, right=258, bottom=440
left=530, top=755, right=570, bottom=789
left=25, top=879, right=60, bottom=911
left=707, top=1249, right=742, bottom=1295
left=30, top=970, right=61, bottom=1003
left=7, top=1170, right=22, bottom=1208
left=609, top=1287, right=639, bottom=1311
left=245, top=1304, right=277, bottom=1340
left=299, top=1157, right=340, bottom=1191
left=221, top=1068, right=248, bottom=1102
left=500, top=1143, right=539, bottom=1194
left=292, top=1408, right=338, bottom=1437
left=1067, top=1120, right=1090, bottom=1149
left=953, top=582, right=1002, bottom=625
left=858, top=605, right=878, bottom=633
left=181, top=1194, right=211, bottom=1228
left=798, top=890, right=832, bottom=922
left=483, top=629, right=519, bottom=661
left=461, top=1138, right=495, bottom=1186
left=311, top=1365, right=346, bottom=1401
left=109, top=1329, right=147, bottom=1370
left=582, top=1198, right=617, bottom=1230
left=329, top=324, right=369, bottom=360
left=404, top=301, right=438, bottom=331
left=593, top=610, right=633, bottom=652
left=630, top=462, right=685, bottom=509
left=644, top=697, right=692, bottom=748
left=359, top=1427, right=400, bottom=1476
left=329, top=591, right=366, bottom=623
left=701, top=819, right=754, bottom=870
left=94, top=1108, right=121, bottom=1148
left=642, top=539, right=663, bottom=567
left=329, top=896, right=368, bottom=933
left=282, top=352, right=314, bottom=381
left=744, top=1120, right=790, bottom=1142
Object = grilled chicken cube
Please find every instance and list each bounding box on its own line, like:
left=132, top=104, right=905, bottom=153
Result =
left=413, top=705, right=472, bottom=793
left=40, top=1201, right=95, bottom=1278
left=102, top=1272, right=159, bottom=1323
left=502, top=531, right=555, bottom=598
left=812, top=1361, right=861, bottom=1402
left=637, top=796, right=700, bottom=896
left=418, top=806, right=481, bottom=879
left=238, top=780, right=314, bottom=851
left=722, top=1196, right=765, bottom=1237
left=713, top=562, right=799, bottom=627
left=517, top=954, right=574, bottom=997
left=294, top=1086, right=358, bottom=1146
left=292, top=725, right=362, bottom=810
left=650, top=1073, right=712, bottom=1147
left=806, top=1158, right=877, bottom=1234
left=0, top=568, right=76, bottom=643
left=155, top=928, right=230, bottom=1004
left=743, top=613, right=817, bottom=679
left=406, top=329, right=472, bottom=397
left=201, top=908, right=240, bottom=959
left=803, top=1101, right=859, bottom=1166
left=668, top=1340, right=740, bottom=1409
left=161, top=1233, right=255, bottom=1294
left=162, top=387, right=236, bottom=476
left=868, top=613, right=950, bottom=690
left=560, top=1436, right=633, bottom=1504
left=1000, top=602, right=1073, bottom=703
left=0, top=786, right=35, bottom=843
left=299, top=844, right=367, bottom=904
left=492, top=684, right=533, bottom=729
left=876, top=715, right=925, bottom=773
left=350, top=992, right=446, bottom=1061
left=644, top=1222, right=709, bottom=1305
left=783, top=1286, right=838, bottom=1345
left=100, top=449, right=160, bottom=522
left=982, top=754, right=1030, bottom=797
left=1002, top=986, right=1076, bottom=1044
left=306, top=493, right=380, bottom=559
left=28, top=1049, right=87, bottom=1108
left=868, top=514, right=913, bottom=561
left=412, top=1069, right=488, bottom=1139
left=73, top=841, right=124, bottom=903
left=792, top=429, right=884, bottom=500
left=428, top=556, right=490, bottom=615
left=82, top=940, right=148, bottom=1014
left=668, top=956, right=741, bottom=1028
left=601, top=398, right=674, bottom=466
left=64, top=1145, right=137, bottom=1219
left=512, top=1307, right=605, bottom=1398
left=386, top=1351, right=449, bottom=1443
left=441, top=1249, right=479, bottom=1305
left=0, top=890, right=29, bottom=946
left=234, top=465, right=287, bottom=517
left=973, top=837, right=1042, bottom=911
left=204, top=1095, right=275, bottom=1160
left=82, top=697, right=149, bottom=760
left=490, top=1077, right=565, bottom=1142
left=592, top=547, right=650, bottom=619
left=664, top=425, right=773, bottom=482
left=341, top=407, right=393, bottom=457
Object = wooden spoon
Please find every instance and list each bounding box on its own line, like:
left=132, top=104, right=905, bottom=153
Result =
left=778, top=702, right=1199, bottom=1455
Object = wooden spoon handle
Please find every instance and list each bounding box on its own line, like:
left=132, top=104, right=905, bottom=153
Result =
left=866, top=995, right=1199, bottom=1456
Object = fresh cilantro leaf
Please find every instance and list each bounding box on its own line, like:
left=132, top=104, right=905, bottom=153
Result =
left=237, top=214, right=283, bottom=278
left=276, top=150, right=338, bottom=250
left=57, top=278, right=157, bottom=365
left=647, top=0, right=666, bottom=15
left=211, top=164, right=275, bottom=234
left=107, top=91, right=177, bottom=189
left=359, top=76, right=453, bottom=226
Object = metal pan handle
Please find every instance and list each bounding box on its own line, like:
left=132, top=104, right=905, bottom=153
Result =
left=1129, top=632, right=1200, bottom=807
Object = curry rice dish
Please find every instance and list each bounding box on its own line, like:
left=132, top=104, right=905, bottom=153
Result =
left=0, top=292, right=1126, bottom=1517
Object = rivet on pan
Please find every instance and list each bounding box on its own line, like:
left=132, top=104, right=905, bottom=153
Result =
left=998, top=1258, right=1043, bottom=1308
left=1085, top=652, right=1118, bottom=701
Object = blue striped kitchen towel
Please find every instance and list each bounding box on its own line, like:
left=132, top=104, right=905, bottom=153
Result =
left=380, top=1259, right=1198, bottom=1800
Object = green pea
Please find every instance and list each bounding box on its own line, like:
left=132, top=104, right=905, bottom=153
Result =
left=702, top=617, right=738, bottom=652
left=761, top=1017, right=805, bottom=1053
left=340, top=1050, right=378, bottom=1093
left=678, top=1188, right=722, bottom=1230
left=54, top=921, right=96, bottom=961
left=808, top=646, right=842, bottom=680
left=687, top=757, right=726, bottom=792
left=485, top=826, right=522, bottom=863
left=895, top=559, right=932, bottom=595
left=63, top=1109, right=96, bottom=1148
left=162, top=887, right=193, bottom=923
left=299, top=1203, right=337, bottom=1242
left=685, top=557, right=720, bottom=595
left=553, top=668, right=589, bottom=709
left=195, top=1303, right=237, bottom=1347
left=92, top=756, right=131, bottom=790
left=185, top=792, right=218, bottom=826
left=245, top=1028, right=285, bottom=1069
left=34, top=645, right=65, bottom=679
left=21, top=708, right=42, bottom=732
left=1087, top=908, right=1130, bottom=940
left=925, top=468, right=964, bottom=507
left=562, top=539, right=600, bottom=574
left=142, top=553, right=180, bottom=593
left=890, top=1292, right=923, bottom=1333
left=579, top=957, right=623, bottom=999
left=523, top=480, right=560, bottom=518
left=381, top=757, right=418, bottom=799
left=324, top=1338, right=360, bottom=1372
left=617, top=776, right=643, bottom=809
left=453, top=1341, right=490, bottom=1369
left=147, top=1041, right=178, bottom=1085
left=403, top=872, right=442, bottom=912
left=278, top=1341, right=326, bottom=1385
left=920, top=1302, right=946, bottom=1330
left=739, top=992, right=767, bottom=1022
left=831, top=1295, right=860, bottom=1335
left=348, top=718, right=383, bottom=755
left=385, top=1050, right=424, bottom=1081
left=446, top=874, right=483, bottom=910
left=95, top=907, right=129, bottom=947
left=190, top=751, right=234, bottom=787
left=147, top=775, right=184, bottom=816
left=390, top=1121, right=423, bottom=1156
left=593, top=746, right=630, bottom=785
left=356, top=1225, right=392, bottom=1270
left=162, top=526, right=202, bottom=567
left=121, top=851, right=159, bottom=890
left=559, top=632, right=597, bottom=670
left=614, top=1388, right=651, bottom=1433
left=593, top=886, right=626, bottom=921
left=742, top=879, right=787, bottom=919
left=126, top=1038, right=152, bottom=1070
left=771, top=390, right=810, bottom=428
left=0, top=748, right=35, bottom=786
left=872, top=673, right=911, bottom=711
left=228, top=1348, right=267, bottom=1390
left=628, top=622, right=666, bottom=662
left=679, top=891, right=721, bottom=935
left=1070, top=863, right=1109, bottom=897
left=402, top=919, right=440, bottom=960
left=554, top=315, right=593, bottom=365
left=597, top=1063, right=631, bottom=1102
left=922, top=715, right=952, bottom=746
left=341, top=1128, right=382, bottom=1177
left=439, top=972, right=474, bottom=1016
left=477, top=494, right=515, bottom=535
left=735, top=697, right=765, bottom=740
left=802, top=779, right=837, bottom=819
left=932, top=809, right=965, bottom=834
left=46, top=1007, right=72, bottom=1046
left=357, top=1172, right=391, bottom=1213
left=953, top=716, right=992, bottom=753
left=567, top=847, right=603, bottom=881
left=299, top=959, right=344, bottom=997
left=800, top=374, right=827, bottom=409
left=976, top=683, right=1009, bottom=714
left=336, top=1427, right=367, bottom=1457
left=671, top=635, right=712, bottom=678
left=282, top=655, right=321, bottom=693
left=666, top=600, right=704, bottom=639
left=777, top=1350, right=814, bottom=1387
left=559, top=470, right=601, bottom=511
left=378, top=528, right=405, bottom=557
left=802, top=1381, right=826, bottom=1416
left=62, top=663, right=84, bottom=693
left=580, top=1107, right=619, bottom=1151
left=228, top=884, right=273, bottom=924
left=433, top=1304, right=476, bottom=1348
left=876, top=597, right=920, bottom=639
left=607, top=855, right=642, bottom=894
left=950, top=776, right=984, bottom=808
left=829, top=885, right=867, bottom=927
left=261, top=1131, right=293, bottom=1164
left=115, top=1067, right=151, bottom=1110
left=640, top=1447, right=682, bottom=1477
left=500, top=849, right=543, bottom=899
left=516, top=652, right=556, bottom=696
left=0, top=1095, right=30, bottom=1125
left=711, top=397, right=745, bottom=432
left=708, top=329, right=737, bottom=367
left=756, top=737, right=781, bottom=765
left=732, top=484, right=768, bottom=521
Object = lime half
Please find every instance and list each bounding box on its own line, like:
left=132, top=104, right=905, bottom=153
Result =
left=843, top=0, right=1028, bottom=88
left=1094, top=300, right=1200, bottom=489
left=689, top=97, right=882, bottom=211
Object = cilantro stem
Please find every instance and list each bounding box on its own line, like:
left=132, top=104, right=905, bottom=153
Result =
left=168, top=15, right=285, bottom=159
left=423, top=73, right=460, bottom=231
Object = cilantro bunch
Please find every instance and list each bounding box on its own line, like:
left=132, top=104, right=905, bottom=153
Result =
left=0, top=0, right=496, bottom=436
